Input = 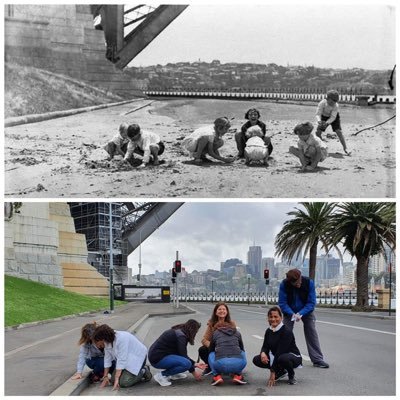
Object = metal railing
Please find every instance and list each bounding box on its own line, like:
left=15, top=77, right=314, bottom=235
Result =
left=174, top=290, right=381, bottom=307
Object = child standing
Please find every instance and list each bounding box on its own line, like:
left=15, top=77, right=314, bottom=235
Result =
left=103, top=123, right=129, bottom=160
left=122, top=124, right=165, bottom=168
left=71, top=322, right=112, bottom=383
left=315, top=90, right=350, bottom=155
left=182, top=117, right=235, bottom=164
left=289, top=122, right=328, bottom=172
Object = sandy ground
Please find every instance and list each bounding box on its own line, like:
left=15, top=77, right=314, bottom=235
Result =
left=4, top=99, right=396, bottom=198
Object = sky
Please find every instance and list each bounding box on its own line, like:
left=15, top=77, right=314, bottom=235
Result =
left=128, top=1, right=396, bottom=70
left=127, top=202, right=349, bottom=276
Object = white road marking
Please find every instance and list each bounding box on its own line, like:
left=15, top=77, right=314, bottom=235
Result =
left=237, top=308, right=394, bottom=335
left=318, top=320, right=395, bottom=335
left=5, top=316, right=118, bottom=358
left=252, top=335, right=264, bottom=340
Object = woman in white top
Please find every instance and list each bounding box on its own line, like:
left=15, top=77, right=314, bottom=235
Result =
left=93, top=324, right=152, bottom=390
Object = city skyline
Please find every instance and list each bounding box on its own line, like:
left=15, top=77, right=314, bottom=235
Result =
left=129, top=1, right=396, bottom=70
left=127, top=202, right=350, bottom=276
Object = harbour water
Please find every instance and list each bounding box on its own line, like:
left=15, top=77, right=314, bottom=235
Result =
left=151, top=98, right=396, bottom=127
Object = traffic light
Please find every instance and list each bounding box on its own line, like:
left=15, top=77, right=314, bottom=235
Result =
left=264, top=269, right=270, bottom=285
left=172, top=267, right=177, bottom=278
left=171, top=277, right=176, bottom=284
left=174, top=260, right=182, bottom=273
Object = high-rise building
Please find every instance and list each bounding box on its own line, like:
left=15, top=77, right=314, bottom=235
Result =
left=248, top=245, right=262, bottom=278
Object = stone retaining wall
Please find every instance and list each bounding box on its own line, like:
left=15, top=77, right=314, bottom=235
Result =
left=4, top=4, right=142, bottom=97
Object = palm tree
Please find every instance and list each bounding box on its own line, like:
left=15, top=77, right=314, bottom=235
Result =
left=275, top=202, right=337, bottom=280
left=329, top=202, right=396, bottom=310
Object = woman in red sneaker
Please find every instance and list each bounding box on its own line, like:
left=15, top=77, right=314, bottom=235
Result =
left=208, top=321, right=247, bottom=386
left=198, top=302, right=236, bottom=376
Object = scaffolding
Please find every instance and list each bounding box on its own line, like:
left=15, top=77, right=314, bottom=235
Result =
left=68, top=202, right=158, bottom=283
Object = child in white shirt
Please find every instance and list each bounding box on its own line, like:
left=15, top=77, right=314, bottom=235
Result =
left=289, top=122, right=328, bottom=171
left=103, top=123, right=129, bottom=160
left=315, top=90, right=350, bottom=155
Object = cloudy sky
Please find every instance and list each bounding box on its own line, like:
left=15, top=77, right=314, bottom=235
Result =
left=129, top=1, right=396, bottom=70
left=127, top=202, right=348, bottom=276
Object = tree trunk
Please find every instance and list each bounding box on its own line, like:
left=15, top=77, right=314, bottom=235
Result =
left=355, top=255, right=370, bottom=309
left=308, top=240, right=318, bottom=281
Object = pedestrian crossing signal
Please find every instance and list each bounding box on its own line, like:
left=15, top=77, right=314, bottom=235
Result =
left=172, top=267, right=177, bottom=278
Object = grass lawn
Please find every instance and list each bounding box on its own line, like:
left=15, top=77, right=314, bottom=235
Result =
left=5, top=275, right=125, bottom=326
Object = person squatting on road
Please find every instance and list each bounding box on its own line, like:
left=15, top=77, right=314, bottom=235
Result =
left=71, top=322, right=114, bottom=383
left=198, top=301, right=237, bottom=376
left=208, top=321, right=247, bottom=386
left=235, top=108, right=273, bottom=159
left=122, top=123, right=165, bottom=168
left=278, top=268, right=329, bottom=368
left=252, top=306, right=302, bottom=386
left=148, top=319, right=205, bottom=387
left=315, top=89, right=351, bottom=155
left=289, top=121, right=328, bottom=172
left=93, top=324, right=152, bottom=390
left=182, top=117, right=235, bottom=164
left=103, top=122, right=129, bottom=161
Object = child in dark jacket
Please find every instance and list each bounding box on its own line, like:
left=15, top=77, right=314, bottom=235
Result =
left=253, top=306, right=302, bottom=386
left=208, top=321, right=247, bottom=386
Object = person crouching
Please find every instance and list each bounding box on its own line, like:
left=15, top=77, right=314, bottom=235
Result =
left=244, top=125, right=270, bottom=167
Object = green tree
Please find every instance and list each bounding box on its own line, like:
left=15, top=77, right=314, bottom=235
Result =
left=329, top=202, right=395, bottom=310
left=274, top=202, right=337, bottom=281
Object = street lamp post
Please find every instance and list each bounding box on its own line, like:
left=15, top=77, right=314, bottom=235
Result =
left=109, top=203, right=114, bottom=313
left=389, top=253, right=393, bottom=316
left=247, top=274, right=251, bottom=306
left=211, top=279, right=214, bottom=303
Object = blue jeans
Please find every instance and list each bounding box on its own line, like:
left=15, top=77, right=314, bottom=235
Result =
left=208, top=351, right=247, bottom=375
left=152, top=355, right=192, bottom=377
left=86, top=357, right=115, bottom=377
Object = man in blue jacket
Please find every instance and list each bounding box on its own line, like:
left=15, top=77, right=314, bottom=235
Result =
left=278, top=268, right=329, bottom=368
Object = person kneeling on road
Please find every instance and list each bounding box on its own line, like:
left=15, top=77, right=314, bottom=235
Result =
left=93, top=324, right=152, bottom=390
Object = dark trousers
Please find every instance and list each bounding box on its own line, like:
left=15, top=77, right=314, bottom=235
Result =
left=253, top=353, right=302, bottom=379
left=284, top=312, right=324, bottom=363
left=198, top=345, right=209, bottom=364
left=86, top=357, right=116, bottom=378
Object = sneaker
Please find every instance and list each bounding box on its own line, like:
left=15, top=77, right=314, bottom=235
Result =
left=169, top=373, right=187, bottom=380
left=313, top=361, right=329, bottom=368
left=142, top=365, right=152, bottom=382
left=275, top=370, right=288, bottom=381
left=232, top=374, right=247, bottom=385
left=211, top=375, right=224, bottom=386
left=288, top=377, right=297, bottom=385
left=203, top=367, right=213, bottom=376
left=154, top=372, right=171, bottom=386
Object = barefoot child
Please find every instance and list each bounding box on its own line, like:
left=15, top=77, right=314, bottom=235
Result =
left=122, top=124, right=165, bottom=168
left=103, top=123, right=129, bottom=160
left=289, top=122, right=328, bottom=171
left=182, top=117, right=235, bottom=164
left=244, top=125, right=269, bottom=167
left=315, top=90, right=350, bottom=155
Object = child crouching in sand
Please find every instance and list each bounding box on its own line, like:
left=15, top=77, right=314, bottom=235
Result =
left=103, top=122, right=129, bottom=160
left=182, top=117, right=235, bottom=164
left=289, top=122, right=328, bottom=172
left=244, top=125, right=269, bottom=166
left=122, top=124, right=165, bottom=168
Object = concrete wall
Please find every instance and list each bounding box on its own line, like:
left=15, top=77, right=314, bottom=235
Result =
left=5, top=202, right=109, bottom=296
left=4, top=4, right=142, bottom=97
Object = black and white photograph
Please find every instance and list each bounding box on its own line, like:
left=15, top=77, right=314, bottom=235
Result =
left=4, top=2, right=396, bottom=198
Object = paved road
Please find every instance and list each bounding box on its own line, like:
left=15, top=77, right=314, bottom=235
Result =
left=81, top=304, right=396, bottom=396
left=4, top=303, right=191, bottom=396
